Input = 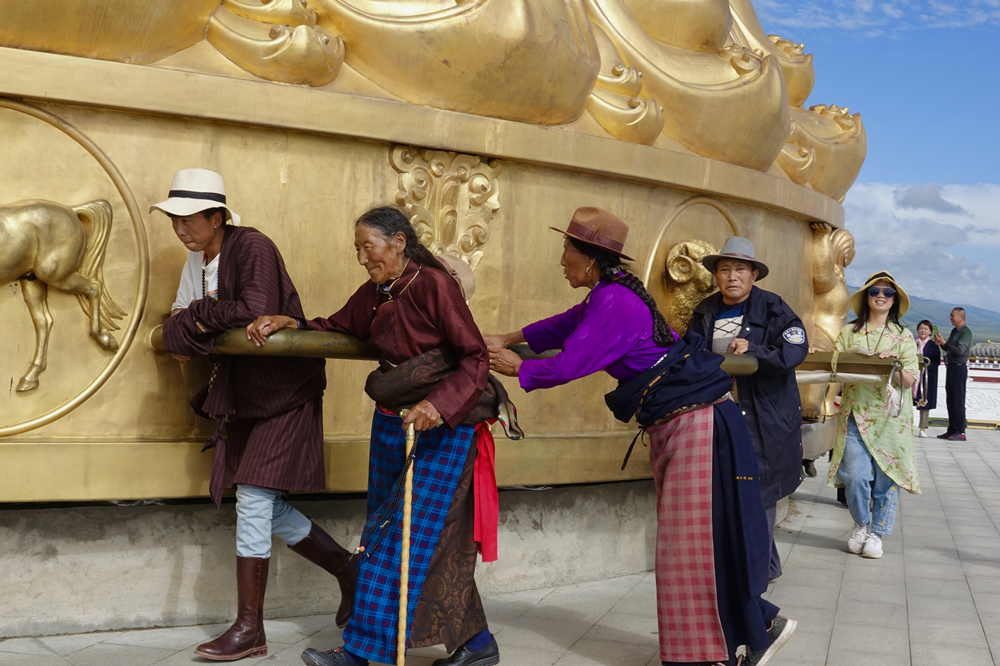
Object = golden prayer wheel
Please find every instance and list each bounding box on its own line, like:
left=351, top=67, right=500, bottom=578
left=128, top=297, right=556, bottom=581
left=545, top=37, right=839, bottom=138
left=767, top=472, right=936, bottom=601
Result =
left=0, top=0, right=866, bottom=502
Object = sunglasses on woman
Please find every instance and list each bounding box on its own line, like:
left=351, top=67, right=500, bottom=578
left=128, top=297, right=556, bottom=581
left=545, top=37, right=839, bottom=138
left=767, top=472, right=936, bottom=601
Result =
left=868, top=286, right=896, bottom=298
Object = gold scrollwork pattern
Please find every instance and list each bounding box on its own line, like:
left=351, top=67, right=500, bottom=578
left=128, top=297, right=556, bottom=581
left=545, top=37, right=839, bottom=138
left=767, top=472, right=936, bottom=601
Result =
left=206, top=13, right=344, bottom=87
left=222, top=0, right=318, bottom=27
left=390, top=145, right=501, bottom=272
left=587, top=24, right=664, bottom=145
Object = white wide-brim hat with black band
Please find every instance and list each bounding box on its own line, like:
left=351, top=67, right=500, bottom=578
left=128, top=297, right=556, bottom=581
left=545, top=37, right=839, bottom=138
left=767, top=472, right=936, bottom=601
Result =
left=149, top=168, right=241, bottom=225
left=701, top=236, right=769, bottom=280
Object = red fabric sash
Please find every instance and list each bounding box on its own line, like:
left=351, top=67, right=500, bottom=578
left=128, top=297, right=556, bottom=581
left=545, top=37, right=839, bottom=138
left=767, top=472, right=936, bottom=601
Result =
left=473, top=422, right=499, bottom=562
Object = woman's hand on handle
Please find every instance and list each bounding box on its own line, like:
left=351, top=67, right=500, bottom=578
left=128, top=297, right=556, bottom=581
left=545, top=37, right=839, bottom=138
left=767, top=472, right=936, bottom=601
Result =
left=401, top=400, right=442, bottom=432
left=246, top=315, right=297, bottom=346
left=484, top=330, right=526, bottom=353
left=490, top=348, right=522, bottom=377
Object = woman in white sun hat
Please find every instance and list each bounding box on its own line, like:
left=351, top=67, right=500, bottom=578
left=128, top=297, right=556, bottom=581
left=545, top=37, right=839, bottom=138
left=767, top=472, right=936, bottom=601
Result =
left=155, top=169, right=357, bottom=661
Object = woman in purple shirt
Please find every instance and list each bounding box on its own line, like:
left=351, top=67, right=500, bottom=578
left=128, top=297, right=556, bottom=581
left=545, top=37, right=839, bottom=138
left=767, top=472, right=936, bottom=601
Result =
left=487, top=208, right=795, bottom=666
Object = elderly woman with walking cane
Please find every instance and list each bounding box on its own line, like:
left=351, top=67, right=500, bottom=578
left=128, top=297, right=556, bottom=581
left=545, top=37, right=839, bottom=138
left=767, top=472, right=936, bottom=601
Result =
left=486, top=207, right=796, bottom=666
left=247, top=205, right=517, bottom=666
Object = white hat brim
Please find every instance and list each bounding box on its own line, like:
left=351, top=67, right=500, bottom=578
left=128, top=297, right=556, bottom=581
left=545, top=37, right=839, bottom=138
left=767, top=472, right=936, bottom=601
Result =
left=150, top=198, right=241, bottom=226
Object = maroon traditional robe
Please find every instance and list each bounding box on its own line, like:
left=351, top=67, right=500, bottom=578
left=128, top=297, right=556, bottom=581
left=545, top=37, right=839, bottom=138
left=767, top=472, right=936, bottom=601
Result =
left=162, top=225, right=327, bottom=504
left=306, top=260, right=488, bottom=427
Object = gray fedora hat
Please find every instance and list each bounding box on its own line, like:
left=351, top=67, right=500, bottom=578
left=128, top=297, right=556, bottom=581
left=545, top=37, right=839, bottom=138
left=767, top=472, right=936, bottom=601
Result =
left=701, top=237, right=769, bottom=279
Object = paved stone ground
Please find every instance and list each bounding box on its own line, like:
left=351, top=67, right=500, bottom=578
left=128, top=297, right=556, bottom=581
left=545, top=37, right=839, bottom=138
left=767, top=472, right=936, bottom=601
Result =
left=2, top=427, right=999, bottom=666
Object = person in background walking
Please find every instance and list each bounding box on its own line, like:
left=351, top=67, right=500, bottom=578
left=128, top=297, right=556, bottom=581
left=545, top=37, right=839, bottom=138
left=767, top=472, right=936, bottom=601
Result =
left=935, top=308, right=972, bottom=441
left=914, top=320, right=940, bottom=438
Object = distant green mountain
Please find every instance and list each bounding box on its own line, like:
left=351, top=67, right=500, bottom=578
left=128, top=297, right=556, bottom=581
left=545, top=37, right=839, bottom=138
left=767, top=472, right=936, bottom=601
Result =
left=847, top=286, right=1000, bottom=344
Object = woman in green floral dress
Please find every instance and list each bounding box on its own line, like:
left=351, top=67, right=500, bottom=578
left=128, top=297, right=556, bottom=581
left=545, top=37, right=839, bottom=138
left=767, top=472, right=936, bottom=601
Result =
left=827, top=271, right=920, bottom=559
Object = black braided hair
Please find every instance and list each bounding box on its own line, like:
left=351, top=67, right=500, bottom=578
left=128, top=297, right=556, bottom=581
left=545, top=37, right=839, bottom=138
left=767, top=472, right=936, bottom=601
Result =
left=568, top=237, right=674, bottom=347
left=355, top=205, right=438, bottom=267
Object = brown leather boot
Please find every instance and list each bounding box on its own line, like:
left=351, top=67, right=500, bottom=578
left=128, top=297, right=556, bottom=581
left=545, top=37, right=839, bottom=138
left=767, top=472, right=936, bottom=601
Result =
left=289, top=522, right=358, bottom=628
left=195, top=556, right=268, bottom=661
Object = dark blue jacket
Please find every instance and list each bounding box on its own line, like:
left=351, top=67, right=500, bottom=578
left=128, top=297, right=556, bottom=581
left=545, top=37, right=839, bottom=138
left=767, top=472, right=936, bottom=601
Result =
left=690, top=286, right=807, bottom=506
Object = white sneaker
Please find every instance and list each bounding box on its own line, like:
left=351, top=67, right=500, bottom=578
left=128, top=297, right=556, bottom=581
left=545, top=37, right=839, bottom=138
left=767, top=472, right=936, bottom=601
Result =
left=848, top=524, right=868, bottom=554
left=862, top=532, right=883, bottom=559
left=919, top=430, right=928, bottom=438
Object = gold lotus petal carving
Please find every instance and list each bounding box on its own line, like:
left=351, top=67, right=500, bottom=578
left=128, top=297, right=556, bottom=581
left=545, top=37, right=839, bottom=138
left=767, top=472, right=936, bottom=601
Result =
left=586, top=0, right=790, bottom=172
left=207, top=16, right=344, bottom=86
left=390, top=145, right=500, bottom=272
left=788, top=105, right=867, bottom=202
left=312, top=0, right=600, bottom=125
left=587, top=88, right=664, bottom=146
left=597, top=64, right=645, bottom=97
left=222, top=0, right=318, bottom=27
left=593, top=24, right=645, bottom=96
left=621, top=0, right=732, bottom=53
left=728, top=0, right=814, bottom=107
left=776, top=143, right=817, bottom=186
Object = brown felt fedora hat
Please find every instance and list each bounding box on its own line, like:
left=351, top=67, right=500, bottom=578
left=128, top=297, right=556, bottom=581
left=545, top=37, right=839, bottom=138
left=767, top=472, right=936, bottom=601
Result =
left=550, top=207, right=634, bottom=261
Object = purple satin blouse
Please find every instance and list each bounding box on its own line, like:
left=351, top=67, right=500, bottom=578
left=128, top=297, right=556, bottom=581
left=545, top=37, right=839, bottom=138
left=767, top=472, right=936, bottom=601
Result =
left=519, top=279, right=675, bottom=392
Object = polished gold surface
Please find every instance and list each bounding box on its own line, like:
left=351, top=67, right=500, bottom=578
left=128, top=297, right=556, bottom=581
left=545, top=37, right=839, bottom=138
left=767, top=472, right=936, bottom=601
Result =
left=391, top=145, right=501, bottom=271
left=587, top=26, right=664, bottom=146
left=642, top=196, right=741, bottom=336
left=0, top=98, right=149, bottom=439
left=785, top=105, right=868, bottom=202
left=661, top=240, right=719, bottom=335
left=0, top=47, right=846, bottom=229
left=623, top=0, right=732, bottom=53
left=728, top=0, right=814, bottom=108
left=223, top=0, right=318, bottom=27
left=800, top=221, right=856, bottom=419
left=0, top=0, right=221, bottom=65
left=206, top=13, right=344, bottom=86
left=0, top=0, right=866, bottom=182
left=314, top=0, right=600, bottom=125
left=586, top=0, right=791, bottom=171
left=0, top=0, right=869, bottom=500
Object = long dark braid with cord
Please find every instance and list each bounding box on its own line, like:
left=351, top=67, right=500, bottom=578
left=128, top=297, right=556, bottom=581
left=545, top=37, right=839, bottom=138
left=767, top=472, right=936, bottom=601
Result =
left=568, top=237, right=674, bottom=347
left=355, top=205, right=439, bottom=267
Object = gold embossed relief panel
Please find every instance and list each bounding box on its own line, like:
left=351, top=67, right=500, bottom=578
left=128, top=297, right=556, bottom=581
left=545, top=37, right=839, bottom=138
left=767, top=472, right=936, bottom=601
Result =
left=0, top=104, right=144, bottom=434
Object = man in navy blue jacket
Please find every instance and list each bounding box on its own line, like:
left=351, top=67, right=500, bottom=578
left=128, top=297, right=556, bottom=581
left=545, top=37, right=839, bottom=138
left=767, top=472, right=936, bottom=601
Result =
left=690, top=237, right=808, bottom=581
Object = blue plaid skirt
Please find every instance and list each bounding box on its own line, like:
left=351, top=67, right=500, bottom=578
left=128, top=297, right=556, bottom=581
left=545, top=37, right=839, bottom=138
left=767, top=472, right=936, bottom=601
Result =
left=343, top=409, right=476, bottom=664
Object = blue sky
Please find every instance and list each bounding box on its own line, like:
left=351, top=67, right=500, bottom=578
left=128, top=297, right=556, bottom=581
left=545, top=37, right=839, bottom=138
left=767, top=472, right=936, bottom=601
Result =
left=755, top=2, right=1000, bottom=310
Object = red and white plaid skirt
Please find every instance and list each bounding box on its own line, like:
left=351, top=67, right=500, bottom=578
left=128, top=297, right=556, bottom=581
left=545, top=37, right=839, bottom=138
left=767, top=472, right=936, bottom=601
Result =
left=648, top=405, right=728, bottom=663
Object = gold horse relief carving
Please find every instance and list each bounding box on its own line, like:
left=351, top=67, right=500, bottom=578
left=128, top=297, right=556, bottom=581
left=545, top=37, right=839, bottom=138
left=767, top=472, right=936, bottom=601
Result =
left=1, top=199, right=125, bottom=392
left=662, top=239, right=719, bottom=335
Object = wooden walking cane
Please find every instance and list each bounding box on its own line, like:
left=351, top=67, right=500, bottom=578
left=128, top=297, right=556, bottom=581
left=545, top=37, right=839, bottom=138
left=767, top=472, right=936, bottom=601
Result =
left=398, top=421, right=416, bottom=666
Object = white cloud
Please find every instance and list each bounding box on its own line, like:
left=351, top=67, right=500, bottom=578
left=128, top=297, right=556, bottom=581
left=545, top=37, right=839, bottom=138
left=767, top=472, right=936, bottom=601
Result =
left=842, top=182, right=1000, bottom=311
left=755, top=0, right=1000, bottom=31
